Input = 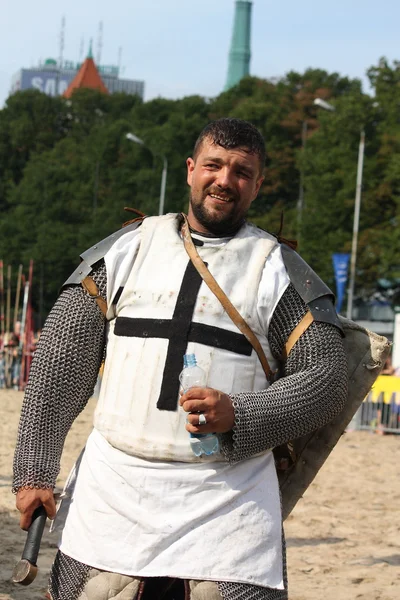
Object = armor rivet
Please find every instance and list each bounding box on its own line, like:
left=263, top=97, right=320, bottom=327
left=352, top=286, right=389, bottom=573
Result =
left=93, top=246, right=97, bottom=249
left=302, top=460, right=307, bottom=465
left=306, top=280, right=311, bottom=284
left=79, top=271, right=82, bottom=274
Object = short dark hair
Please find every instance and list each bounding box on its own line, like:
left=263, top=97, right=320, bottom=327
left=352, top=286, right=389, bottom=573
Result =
left=193, top=118, right=266, bottom=171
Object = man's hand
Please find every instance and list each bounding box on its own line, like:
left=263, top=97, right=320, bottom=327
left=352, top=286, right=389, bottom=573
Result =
left=180, top=387, right=235, bottom=434
left=16, top=488, right=56, bottom=531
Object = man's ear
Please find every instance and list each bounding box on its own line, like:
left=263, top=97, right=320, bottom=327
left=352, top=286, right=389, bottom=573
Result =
left=186, top=157, right=195, bottom=186
left=254, top=175, right=264, bottom=199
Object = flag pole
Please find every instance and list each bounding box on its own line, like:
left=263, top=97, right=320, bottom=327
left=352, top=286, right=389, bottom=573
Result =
left=24, top=260, right=35, bottom=387
left=19, top=280, right=29, bottom=391
left=13, top=264, right=23, bottom=331
left=0, top=260, right=4, bottom=343
left=5, top=265, right=12, bottom=387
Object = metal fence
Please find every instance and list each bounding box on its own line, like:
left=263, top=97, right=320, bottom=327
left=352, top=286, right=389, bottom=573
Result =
left=348, top=388, right=400, bottom=434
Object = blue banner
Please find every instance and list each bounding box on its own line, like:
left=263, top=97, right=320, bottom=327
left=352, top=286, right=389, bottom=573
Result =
left=20, top=69, right=73, bottom=96
left=332, top=253, right=350, bottom=314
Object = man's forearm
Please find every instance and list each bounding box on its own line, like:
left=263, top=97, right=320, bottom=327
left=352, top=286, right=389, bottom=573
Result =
left=13, top=263, right=107, bottom=492
left=220, top=284, right=348, bottom=463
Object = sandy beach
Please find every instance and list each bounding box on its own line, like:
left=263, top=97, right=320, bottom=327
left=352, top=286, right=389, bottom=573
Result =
left=1, top=388, right=399, bottom=600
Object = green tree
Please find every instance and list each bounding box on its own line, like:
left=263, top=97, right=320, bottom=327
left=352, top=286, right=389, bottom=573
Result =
left=1, top=61, right=399, bottom=315
left=0, top=90, right=67, bottom=212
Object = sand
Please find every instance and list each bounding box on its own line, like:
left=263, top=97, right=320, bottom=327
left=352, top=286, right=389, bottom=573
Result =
left=1, top=389, right=399, bottom=600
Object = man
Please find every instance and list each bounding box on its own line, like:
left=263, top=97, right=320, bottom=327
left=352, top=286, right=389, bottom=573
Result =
left=14, top=118, right=348, bottom=600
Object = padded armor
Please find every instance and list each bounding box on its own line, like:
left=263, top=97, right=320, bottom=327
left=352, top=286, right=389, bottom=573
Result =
left=49, top=548, right=287, bottom=600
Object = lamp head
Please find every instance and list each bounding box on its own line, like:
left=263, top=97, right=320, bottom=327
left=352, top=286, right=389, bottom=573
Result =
left=314, top=98, right=336, bottom=112
left=126, top=132, right=144, bottom=145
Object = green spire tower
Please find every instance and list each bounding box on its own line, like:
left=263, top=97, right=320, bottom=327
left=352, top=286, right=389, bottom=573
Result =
left=225, top=0, right=253, bottom=91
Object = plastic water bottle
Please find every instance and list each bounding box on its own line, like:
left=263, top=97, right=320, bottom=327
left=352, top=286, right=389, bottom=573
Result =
left=179, top=353, right=220, bottom=457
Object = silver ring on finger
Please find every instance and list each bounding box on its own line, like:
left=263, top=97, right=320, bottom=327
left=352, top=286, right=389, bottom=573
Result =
left=198, top=413, right=207, bottom=426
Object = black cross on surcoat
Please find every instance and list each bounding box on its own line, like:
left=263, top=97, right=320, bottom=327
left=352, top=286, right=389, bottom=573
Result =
left=114, top=260, right=252, bottom=411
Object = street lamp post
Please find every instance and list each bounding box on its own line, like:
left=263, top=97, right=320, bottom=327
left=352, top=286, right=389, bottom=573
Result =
left=346, top=130, right=365, bottom=319
left=312, top=98, right=365, bottom=319
left=159, top=156, right=168, bottom=216
left=126, top=133, right=168, bottom=215
left=296, top=120, right=308, bottom=242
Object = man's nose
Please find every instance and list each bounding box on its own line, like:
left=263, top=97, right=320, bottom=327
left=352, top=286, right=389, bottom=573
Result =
left=215, top=167, right=234, bottom=189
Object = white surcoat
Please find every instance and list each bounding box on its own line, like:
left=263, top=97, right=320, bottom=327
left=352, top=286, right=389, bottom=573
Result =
left=58, top=214, right=290, bottom=589
left=95, top=213, right=280, bottom=462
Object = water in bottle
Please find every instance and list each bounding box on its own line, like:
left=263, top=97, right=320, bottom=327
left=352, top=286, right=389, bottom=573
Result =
left=179, top=353, right=220, bottom=457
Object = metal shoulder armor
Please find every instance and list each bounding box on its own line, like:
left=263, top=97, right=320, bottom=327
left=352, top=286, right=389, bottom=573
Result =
left=280, top=243, right=343, bottom=333
left=62, top=219, right=144, bottom=288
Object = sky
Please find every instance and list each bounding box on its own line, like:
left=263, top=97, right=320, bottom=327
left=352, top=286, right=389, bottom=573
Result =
left=1, top=0, right=400, bottom=107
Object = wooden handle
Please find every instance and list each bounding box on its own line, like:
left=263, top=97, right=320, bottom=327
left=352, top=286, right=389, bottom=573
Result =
left=12, top=505, right=47, bottom=585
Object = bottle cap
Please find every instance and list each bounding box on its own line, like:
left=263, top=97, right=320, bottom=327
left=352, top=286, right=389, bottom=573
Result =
left=183, top=353, right=197, bottom=368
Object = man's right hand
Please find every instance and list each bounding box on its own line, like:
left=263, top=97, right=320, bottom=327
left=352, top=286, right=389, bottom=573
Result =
left=16, top=488, right=56, bottom=531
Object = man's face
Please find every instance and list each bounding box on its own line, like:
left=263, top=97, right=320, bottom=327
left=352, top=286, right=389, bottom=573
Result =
left=186, top=138, right=264, bottom=235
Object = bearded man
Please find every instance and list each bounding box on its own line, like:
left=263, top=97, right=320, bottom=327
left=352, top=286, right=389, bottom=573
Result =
left=14, top=118, right=348, bottom=600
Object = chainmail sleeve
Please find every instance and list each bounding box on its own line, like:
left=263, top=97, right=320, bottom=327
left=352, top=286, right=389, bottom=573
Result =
left=12, top=261, right=107, bottom=493
left=220, top=283, right=348, bottom=463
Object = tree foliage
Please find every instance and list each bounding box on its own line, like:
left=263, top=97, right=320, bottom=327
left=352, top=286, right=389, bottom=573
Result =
left=0, top=60, right=399, bottom=316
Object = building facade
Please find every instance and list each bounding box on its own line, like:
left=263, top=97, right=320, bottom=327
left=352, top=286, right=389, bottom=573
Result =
left=10, top=58, right=144, bottom=99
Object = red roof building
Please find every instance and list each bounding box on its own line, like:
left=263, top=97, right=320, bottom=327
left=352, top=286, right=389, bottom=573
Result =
left=63, top=44, right=108, bottom=98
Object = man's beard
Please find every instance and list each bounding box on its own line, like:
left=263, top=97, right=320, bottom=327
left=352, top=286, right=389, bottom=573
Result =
left=189, top=193, right=244, bottom=236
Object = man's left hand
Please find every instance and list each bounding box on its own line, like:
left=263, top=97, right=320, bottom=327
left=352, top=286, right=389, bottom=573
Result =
left=180, top=387, right=235, bottom=434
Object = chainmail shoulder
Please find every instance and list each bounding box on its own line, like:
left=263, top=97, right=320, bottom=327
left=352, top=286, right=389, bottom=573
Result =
left=220, top=283, right=348, bottom=463
left=12, top=261, right=107, bottom=493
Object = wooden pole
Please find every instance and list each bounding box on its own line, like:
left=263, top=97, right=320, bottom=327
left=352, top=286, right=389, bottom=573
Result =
left=19, top=281, right=29, bottom=391
left=13, top=264, right=23, bottom=331
left=5, top=265, right=12, bottom=387
left=0, top=260, right=4, bottom=389
left=24, top=260, right=34, bottom=387
left=5, top=265, right=11, bottom=340
left=0, top=260, right=4, bottom=342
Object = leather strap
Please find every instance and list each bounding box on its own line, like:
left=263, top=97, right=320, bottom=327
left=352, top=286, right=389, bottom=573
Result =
left=122, top=215, right=146, bottom=228
left=283, top=310, right=314, bottom=359
left=180, top=213, right=276, bottom=384
left=81, top=276, right=107, bottom=317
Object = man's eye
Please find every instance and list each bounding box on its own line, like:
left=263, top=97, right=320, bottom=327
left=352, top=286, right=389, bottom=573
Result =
left=205, top=163, right=218, bottom=169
